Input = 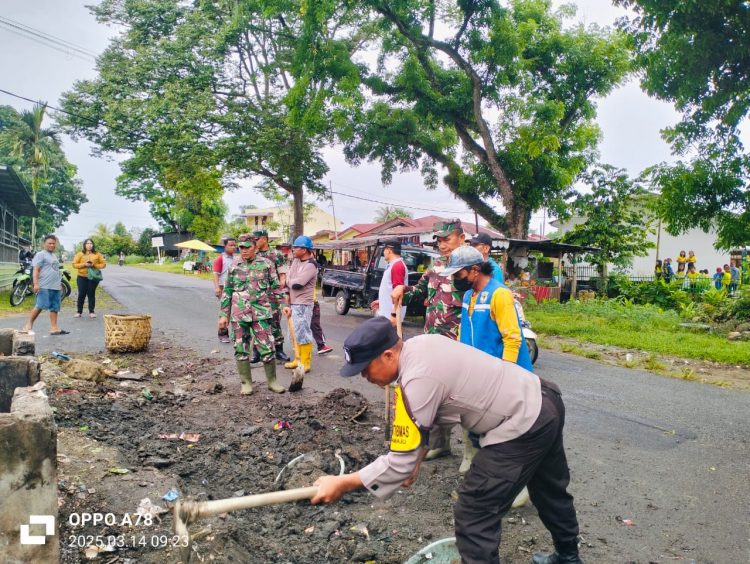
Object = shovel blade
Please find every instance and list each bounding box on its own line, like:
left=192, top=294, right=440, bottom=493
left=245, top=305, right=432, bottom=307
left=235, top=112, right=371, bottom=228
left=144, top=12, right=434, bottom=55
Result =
left=288, top=366, right=304, bottom=392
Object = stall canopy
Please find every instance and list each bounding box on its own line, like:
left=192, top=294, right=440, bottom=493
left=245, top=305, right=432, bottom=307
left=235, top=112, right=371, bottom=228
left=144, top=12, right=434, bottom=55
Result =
left=174, top=239, right=217, bottom=252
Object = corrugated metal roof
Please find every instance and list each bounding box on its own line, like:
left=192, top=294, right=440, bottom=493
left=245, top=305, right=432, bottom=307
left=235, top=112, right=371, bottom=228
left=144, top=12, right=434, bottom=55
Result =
left=0, top=165, right=37, bottom=217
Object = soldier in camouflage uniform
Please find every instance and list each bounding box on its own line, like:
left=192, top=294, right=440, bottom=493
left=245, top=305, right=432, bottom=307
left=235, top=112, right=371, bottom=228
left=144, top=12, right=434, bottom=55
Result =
left=392, top=219, right=466, bottom=458
left=253, top=229, right=292, bottom=362
left=219, top=234, right=286, bottom=394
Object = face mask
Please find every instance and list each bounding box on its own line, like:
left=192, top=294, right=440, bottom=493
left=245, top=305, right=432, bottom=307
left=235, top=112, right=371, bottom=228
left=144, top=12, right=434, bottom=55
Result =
left=453, top=273, right=473, bottom=292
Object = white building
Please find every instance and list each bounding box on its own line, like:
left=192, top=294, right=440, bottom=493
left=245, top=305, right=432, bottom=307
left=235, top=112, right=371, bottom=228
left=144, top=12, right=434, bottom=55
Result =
left=550, top=216, right=731, bottom=275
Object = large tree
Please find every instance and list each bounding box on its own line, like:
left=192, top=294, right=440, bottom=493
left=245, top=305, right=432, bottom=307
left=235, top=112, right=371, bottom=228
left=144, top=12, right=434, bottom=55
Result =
left=0, top=105, right=87, bottom=243
left=560, top=165, right=655, bottom=288
left=59, top=0, right=328, bottom=238
left=616, top=1, right=750, bottom=248
left=292, top=0, right=631, bottom=237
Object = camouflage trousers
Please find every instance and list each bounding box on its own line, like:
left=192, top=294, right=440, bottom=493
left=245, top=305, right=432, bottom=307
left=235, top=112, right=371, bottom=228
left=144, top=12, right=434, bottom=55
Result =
left=270, top=305, right=284, bottom=348
left=230, top=318, right=274, bottom=363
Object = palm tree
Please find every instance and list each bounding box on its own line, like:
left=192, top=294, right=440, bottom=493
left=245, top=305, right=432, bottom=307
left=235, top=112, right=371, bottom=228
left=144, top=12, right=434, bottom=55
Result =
left=4, top=103, right=61, bottom=247
left=374, top=205, right=413, bottom=223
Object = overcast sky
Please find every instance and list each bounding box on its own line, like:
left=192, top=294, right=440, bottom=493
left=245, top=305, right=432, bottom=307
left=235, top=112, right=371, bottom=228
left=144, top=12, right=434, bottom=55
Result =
left=0, top=0, right=682, bottom=249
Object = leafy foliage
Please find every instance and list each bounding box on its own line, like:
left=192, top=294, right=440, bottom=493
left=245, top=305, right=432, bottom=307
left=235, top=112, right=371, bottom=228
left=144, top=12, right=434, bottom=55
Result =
left=560, top=165, right=654, bottom=285
left=292, top=0, right=632, bottom=237
left=0, top=105, right=87, bottom=243
left=59, top=0, right=328, bottom=239
left=374, top=206, right=412, bottom=222
left=81, top=223, right=138, bottom=257
left=617, top=1, right=750, bottom=248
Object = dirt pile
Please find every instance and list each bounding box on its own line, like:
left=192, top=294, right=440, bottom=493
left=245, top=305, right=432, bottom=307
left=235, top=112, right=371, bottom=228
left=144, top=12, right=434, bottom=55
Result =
left=47, top=345, right=569, bottom=563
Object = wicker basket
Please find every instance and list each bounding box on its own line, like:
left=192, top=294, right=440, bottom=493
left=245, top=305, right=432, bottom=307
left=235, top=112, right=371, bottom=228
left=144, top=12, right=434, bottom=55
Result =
left=104, top=314, right=152, bottom=352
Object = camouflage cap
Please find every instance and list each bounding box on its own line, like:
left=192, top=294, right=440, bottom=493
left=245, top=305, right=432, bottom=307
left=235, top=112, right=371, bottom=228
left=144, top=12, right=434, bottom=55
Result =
left=252, top=228, right=268, bottom=239
left=237, top=233, right=257, bottom=247
left=432, top=218, right=463, bottom=239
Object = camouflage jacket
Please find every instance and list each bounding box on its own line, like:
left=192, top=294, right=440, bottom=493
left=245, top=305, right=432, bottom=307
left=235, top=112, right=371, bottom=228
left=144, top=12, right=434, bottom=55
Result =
left=257, top=247, right=289, bottom=304
left=220, top=256, right=279, bottom=322
left=403, top=256, right=462, bottom=339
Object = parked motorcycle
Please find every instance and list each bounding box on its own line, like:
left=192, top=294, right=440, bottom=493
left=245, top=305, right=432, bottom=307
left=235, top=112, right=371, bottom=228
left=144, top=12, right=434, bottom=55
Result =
left=9, top=259, right=33, bottom=306
left=513, top=294, right=539, bottom=365
left=60, top=266, right=72, bottom=300
left=10, top=261, right=72, bottom=306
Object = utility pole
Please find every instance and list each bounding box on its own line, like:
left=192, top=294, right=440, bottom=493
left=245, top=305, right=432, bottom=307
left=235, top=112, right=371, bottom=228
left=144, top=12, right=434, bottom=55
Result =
left=329, top=181, right=339, bottom=240
left=474, top=211, right=479, bottom=234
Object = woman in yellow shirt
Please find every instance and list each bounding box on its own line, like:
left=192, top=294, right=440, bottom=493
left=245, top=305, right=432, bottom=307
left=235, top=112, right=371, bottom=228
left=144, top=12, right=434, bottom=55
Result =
left=676, top=250, right=687, bottom=278
left=72, top=239, right=106, bottom=318
left=687, top=250, right=697, bottom=265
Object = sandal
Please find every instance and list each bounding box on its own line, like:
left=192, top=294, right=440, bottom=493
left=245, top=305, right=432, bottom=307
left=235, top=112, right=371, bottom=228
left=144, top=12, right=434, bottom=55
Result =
left=74, top=313, right=81, bottom=318
left=50, top=330, right=70, bottom=335
left=89, top=313, right=97, bottom=318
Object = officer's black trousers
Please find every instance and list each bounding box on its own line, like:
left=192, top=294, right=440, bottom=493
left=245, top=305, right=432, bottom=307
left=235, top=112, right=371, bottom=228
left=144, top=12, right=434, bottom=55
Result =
left=454, top=380, right=579, bottom=564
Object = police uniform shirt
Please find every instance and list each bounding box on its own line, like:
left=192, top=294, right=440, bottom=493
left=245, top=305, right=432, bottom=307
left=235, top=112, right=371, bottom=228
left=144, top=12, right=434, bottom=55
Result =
left=358, top=335, right=542, bottom=499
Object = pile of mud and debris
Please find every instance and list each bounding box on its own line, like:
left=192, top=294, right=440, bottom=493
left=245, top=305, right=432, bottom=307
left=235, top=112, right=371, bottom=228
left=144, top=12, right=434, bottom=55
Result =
left=44, top=344, right=571, bottom=563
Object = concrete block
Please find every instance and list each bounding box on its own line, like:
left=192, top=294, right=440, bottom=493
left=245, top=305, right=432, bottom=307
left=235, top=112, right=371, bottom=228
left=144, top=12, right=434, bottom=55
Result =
left=0, top=328, right=35, bottom=357
left=0, top=382, right=58, bottom=564
left=0, top=357, right=41, bottom=413
left=0, top=329, right=12, bottom=356
left=12, top=332, right=35, bottom=357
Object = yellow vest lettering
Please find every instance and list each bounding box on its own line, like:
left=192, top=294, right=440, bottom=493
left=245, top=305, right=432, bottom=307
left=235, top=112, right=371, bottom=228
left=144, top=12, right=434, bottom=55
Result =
left=389, top=386, right=425, bottom=452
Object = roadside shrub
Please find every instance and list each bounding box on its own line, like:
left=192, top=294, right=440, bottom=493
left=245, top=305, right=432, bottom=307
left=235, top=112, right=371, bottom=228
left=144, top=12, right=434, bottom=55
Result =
left=730, top=287, right=750, bottom=321
left=124, top=255, right=146, bottom=264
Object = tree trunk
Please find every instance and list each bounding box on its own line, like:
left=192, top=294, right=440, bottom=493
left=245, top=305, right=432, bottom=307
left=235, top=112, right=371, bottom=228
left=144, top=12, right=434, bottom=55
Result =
left=291, top=185, right=304, bottom=239
left=507, top=201, right=531, bottom=239
left=598, top=263, right=608, bottom=296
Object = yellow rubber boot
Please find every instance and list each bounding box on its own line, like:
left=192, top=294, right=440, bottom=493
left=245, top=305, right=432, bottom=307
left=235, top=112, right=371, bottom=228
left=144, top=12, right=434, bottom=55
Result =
left=299, top=343, right=312, bottom=373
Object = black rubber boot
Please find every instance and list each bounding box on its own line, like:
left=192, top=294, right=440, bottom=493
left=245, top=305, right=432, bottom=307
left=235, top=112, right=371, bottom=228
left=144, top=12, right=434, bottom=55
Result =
left=274, top=344, right=291, bottom=362
left=250, top=348, right=261, bottom=365
left=531, top=541, right=583, bottom=564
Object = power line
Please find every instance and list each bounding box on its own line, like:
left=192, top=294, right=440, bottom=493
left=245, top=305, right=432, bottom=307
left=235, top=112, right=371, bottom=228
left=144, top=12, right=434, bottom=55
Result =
left=329, top=189, right=473, bottom=215
left=0, top=16, right=98, bottom=62
left=330, top=179, right=467, bottom=213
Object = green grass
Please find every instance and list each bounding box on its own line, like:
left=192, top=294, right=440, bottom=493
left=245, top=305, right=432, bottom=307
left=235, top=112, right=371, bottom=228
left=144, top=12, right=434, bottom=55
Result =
left=130, top=262, right=213, bottom=280
left=526, top=300, right=750, bottom=366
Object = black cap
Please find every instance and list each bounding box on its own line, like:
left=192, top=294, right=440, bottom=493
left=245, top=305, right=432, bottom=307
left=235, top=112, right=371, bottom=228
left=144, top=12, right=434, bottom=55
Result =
left=470, top=232, right=493, bottom=246
left=340, top=317, right=399, bottom=377
left=383, top=240, right=402, bottom=255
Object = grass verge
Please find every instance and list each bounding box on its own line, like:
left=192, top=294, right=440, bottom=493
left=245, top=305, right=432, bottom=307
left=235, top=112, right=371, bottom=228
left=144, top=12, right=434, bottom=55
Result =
left=526, top=300, right=750, bottom=366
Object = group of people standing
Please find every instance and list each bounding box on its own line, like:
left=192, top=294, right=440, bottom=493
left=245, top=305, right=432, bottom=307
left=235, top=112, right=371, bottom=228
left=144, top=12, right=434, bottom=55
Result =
left=311, top=218, right=582, bottom=564
left=655, top=250, right=743, bottom=292
left=21, top=235, right=107, bottom=335
left=213, top=229, right=333, bottom=395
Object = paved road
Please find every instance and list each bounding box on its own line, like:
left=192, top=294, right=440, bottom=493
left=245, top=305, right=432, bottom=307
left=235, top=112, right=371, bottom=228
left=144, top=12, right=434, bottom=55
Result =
left=3, top=266, right=748, bottom=561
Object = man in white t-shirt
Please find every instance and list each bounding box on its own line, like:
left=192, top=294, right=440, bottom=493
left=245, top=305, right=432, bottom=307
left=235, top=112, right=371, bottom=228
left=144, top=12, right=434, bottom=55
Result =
left=370, top=240, right=408, bottom=321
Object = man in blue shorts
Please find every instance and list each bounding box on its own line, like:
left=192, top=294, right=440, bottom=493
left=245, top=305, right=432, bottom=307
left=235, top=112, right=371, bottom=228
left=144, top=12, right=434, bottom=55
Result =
left=22, top=235, right=69, bottom=335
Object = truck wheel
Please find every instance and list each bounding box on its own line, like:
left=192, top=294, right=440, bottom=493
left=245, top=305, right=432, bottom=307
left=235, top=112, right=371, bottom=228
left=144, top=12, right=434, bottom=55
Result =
left=526, top=338, right=539, bottom=365
left=335, top=290, right=350, bottom=315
